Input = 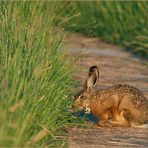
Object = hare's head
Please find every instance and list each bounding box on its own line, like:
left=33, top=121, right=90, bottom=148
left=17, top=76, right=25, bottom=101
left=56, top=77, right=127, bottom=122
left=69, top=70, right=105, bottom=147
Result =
left=72, top=66, right=99, bottom=113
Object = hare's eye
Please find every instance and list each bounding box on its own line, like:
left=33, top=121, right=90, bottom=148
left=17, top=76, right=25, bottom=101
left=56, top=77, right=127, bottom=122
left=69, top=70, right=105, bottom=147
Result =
left=79, top=95, right=84, bottom=99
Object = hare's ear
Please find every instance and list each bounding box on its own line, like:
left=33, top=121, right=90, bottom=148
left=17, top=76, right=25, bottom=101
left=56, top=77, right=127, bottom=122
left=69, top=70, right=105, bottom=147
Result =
left=84, top=66, right=99, bottom=91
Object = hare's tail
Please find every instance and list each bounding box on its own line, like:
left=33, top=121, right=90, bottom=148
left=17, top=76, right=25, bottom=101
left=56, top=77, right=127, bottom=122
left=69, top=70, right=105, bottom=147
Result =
left=133, top=123, right=148, bottom=128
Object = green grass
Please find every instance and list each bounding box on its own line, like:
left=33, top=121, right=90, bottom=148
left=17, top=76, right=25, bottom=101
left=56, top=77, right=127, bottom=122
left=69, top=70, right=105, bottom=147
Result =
left=0, top=1, right=75, bottom=147
left=59, top=1, right=148, bottom=58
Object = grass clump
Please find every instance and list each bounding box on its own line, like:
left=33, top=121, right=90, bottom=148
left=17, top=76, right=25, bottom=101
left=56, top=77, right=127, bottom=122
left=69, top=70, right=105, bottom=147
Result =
left=60, top=1, right=148, bottom=58
left=0, top=1, right=73, bottom=147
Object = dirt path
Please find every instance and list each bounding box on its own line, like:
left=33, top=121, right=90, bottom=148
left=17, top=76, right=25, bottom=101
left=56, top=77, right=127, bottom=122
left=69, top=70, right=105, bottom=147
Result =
left=66, top=34, right=148, bottom=148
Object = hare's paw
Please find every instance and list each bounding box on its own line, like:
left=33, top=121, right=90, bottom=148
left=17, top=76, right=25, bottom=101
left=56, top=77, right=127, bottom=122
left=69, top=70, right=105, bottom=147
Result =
left=98, top=120, right=114, bottom=128
left=84, top=121, right=100, bottom=128
left=92, top=124, right=101, bottom=129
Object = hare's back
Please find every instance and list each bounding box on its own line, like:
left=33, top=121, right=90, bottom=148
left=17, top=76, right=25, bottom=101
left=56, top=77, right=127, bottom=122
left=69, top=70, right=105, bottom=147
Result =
left=111, top=84, right=148, bottom=108
left=97, top=84, right=147, bottom=102
left=111, top=84, right=145, bottom=97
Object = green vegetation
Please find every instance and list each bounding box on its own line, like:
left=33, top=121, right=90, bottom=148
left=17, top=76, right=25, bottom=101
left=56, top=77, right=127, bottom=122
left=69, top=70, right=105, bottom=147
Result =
left=0, top=1, right=74, bottom=147
left=60, top=1, right=148, bottom=58
left=1, top=1, right=147, bottom=147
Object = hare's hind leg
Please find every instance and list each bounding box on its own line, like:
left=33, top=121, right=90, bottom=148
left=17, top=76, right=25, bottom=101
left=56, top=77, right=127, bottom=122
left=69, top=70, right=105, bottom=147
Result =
left=109, top=110, right=131, bottom=127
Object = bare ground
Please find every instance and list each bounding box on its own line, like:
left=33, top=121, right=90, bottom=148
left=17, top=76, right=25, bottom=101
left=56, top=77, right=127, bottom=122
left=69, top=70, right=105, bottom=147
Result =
left=65, top=34, right=148, bottom=148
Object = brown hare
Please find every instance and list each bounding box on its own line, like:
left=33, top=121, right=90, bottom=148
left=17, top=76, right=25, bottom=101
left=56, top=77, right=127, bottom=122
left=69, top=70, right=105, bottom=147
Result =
left=73, top=66, right=148, bottom=128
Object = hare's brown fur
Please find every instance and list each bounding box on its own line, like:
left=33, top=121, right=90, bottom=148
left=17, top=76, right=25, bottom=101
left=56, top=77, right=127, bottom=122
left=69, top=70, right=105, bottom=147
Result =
left=73, top=66, right=148, bottom=127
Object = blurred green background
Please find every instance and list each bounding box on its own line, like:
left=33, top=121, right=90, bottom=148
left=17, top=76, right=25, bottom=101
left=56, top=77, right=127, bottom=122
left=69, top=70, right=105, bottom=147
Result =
left=59, top=1, right=148, bottom=58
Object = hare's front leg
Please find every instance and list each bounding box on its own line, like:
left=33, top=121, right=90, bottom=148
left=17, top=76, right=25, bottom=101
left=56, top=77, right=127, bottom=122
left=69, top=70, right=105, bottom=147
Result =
left=98, top=111, right=113, bottom=127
